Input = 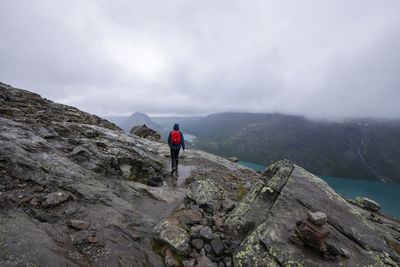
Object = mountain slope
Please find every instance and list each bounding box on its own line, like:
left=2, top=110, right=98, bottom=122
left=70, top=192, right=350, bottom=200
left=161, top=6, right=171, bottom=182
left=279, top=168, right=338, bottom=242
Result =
left=119, top=112, right=162, bottom=132
left=1, top=83, right=399, bottom=266
left=186, top=112, right=400, bottom=183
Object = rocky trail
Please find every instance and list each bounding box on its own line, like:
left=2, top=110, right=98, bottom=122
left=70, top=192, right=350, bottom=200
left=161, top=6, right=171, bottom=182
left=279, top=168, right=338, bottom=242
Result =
left=1, top=82, right=400, bottom=266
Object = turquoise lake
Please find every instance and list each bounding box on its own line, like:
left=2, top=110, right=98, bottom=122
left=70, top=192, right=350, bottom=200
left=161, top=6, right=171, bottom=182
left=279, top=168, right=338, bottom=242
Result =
left=237, top=161, right=400, bottom=218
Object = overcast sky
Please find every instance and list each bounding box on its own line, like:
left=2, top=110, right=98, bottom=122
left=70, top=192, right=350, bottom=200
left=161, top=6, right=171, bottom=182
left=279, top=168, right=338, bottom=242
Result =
left=1, top=0, right=399, bottom=119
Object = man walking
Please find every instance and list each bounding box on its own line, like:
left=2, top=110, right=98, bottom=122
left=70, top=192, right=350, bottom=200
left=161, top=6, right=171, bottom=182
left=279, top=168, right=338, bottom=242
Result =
left=168, top=123, right=185, bottom=176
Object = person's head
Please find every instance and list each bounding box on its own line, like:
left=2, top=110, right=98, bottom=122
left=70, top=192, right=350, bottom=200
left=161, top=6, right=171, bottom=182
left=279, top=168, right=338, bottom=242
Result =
left=173, top=123, right=179, bottom=131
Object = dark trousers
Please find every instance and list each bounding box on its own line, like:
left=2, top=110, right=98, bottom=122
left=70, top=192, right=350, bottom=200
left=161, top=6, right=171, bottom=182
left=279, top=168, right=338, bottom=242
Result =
left=170, top=148, right=180, bottom=170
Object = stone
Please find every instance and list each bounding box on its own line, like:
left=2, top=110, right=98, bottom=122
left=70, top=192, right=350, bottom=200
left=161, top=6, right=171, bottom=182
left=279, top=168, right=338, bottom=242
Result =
left=223, top=257, right=232, bottom=267
left=187, top=180, right=222, bottom=212
left=41, top=191, right=71, bottom=208
left=162, top=247, right=180, bottom=267
left=221, top=200, right=235, bottom=212
left=182, top=258, right=196, bottom=267
left=29, top=197, right=39, bottom=206
left=191, top=239, right=204, bottom=250
left=69, top=219, right=90, bottom=230
left=20, top=196, right=33, bottom=203
left=354, top=196, right=380, bottom=212
left=199, top=226, right=213, bottom=241
left=307, top=211, right=328, bottom=225
left=230, top=240, right=241, bottom=249
left=340, top=248, right=351, bottom=258
left=64, top=207, right=78, bottom=216
left=210, top=238, right=225, bottom=256
left=177, top=210, right=203, bottom=225
left=196, top=256, right=217, bottom=267
left=152, top=219, right=191, bottom=256
left=204, top=243, right=212, bottom=254
left=228, top=157, right=238, bottom=162
left=213, top=216, right=224, bottom=227
left=218, top=261, right=224, bottom=267
left=190, top=225, right=203, bottom=237
left=70, top=231, right=89, bottom=245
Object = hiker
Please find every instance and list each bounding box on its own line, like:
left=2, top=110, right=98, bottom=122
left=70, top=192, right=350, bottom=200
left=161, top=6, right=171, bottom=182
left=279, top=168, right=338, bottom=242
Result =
left=168, top=123, right=185, bottom=176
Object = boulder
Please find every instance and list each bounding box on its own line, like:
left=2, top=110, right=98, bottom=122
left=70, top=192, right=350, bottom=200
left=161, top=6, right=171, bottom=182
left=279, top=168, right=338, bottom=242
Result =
left=152, top=219, right=191, bottom=256
left=230, top=160, right=399, bottom=266
left=354, top=196, right=380, bottom=212
left=130, top=124, right=161, bottom=141
left=187, top=180, right=222, bottom=212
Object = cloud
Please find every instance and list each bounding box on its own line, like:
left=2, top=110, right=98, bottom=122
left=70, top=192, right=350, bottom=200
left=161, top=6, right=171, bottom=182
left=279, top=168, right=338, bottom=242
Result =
left=0, top=0, right=399, bottom=119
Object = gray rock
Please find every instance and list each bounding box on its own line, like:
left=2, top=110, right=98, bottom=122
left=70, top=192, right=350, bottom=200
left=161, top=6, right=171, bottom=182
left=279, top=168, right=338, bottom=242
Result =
left=340, top=248, right=351, bottom=258
left=182, top=258, right=196, bottom=267
left=41, top=191, right=71, bottom=208
left=199, top=226, right=213, bottom=241
left=187, top=180, right=222, bottom=212
left=64, top=207, right=78, bottom=216
left=210, top=238, right=225, bottom=256
left=231, top=161, right=398, bottom=266
left=152, top=219, right=191, bottom=256
left=191, top=239, right=204, bottom=250
left=223, top=257, right=232, bottom=267
left=69, top=219, right=90, bottom=230
left=221, top=200, right=235, bottom=212
left=354, top=196, right=380, bottom=212
left=204, top=243, right=212, bottom=254
left=307, top=211, right=328, bottom=225
left=196, top=256, right=217, bottom=267
left=190, top=225, right=203, bottom=238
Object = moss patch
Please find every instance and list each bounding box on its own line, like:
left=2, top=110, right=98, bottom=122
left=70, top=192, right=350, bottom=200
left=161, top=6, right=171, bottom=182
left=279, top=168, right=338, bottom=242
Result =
left=236, top=182, right=249, bottom=201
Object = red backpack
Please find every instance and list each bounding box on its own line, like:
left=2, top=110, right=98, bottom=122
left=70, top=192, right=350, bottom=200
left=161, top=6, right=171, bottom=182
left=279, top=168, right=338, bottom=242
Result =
left=171, top=131, right=181, bottom=145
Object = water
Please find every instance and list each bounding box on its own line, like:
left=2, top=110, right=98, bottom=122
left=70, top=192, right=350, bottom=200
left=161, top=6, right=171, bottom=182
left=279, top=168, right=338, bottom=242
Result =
left=238, top=161, right=400, bottom=218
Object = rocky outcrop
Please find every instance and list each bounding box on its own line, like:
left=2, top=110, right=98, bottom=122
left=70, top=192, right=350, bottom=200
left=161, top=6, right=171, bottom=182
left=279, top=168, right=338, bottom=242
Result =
left=0, top=83, right=260, bottom=266
left=1, top=83, right=399, bottom=266
left=130, top=124, right=161, bottom=141
left=226, top=160, right=400, bottom=266
left=354, top=196, right=381, bottom=212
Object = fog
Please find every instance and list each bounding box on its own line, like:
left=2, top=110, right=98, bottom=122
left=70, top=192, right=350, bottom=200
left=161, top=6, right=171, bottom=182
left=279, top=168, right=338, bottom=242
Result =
left=1, top=0, right=399, bottom=119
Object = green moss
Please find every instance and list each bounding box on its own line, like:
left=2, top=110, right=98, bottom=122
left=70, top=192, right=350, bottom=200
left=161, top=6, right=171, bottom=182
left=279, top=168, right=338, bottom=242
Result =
left=129, top=175, right=135, bottom=181
left=173, top=253, right=184, bottom=267
left=236, top=182, right=249, bottom=201
left=151, top=240, right=163, bottom=255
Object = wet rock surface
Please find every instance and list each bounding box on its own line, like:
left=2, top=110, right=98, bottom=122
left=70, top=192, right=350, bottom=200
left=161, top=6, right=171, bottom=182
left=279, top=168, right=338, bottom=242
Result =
left=0, top=83, right=261, bottom=266
left=1, top=83, right=399, bottom=266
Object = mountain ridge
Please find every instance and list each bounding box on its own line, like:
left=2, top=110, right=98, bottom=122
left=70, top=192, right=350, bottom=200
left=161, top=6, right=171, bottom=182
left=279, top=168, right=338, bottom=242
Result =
left=1, top=82, right=399, bottom=266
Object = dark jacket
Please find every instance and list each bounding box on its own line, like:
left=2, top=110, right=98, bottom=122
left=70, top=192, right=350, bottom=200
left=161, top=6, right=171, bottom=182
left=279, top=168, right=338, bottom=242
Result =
left=168, top=123, right=185, bottom=150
